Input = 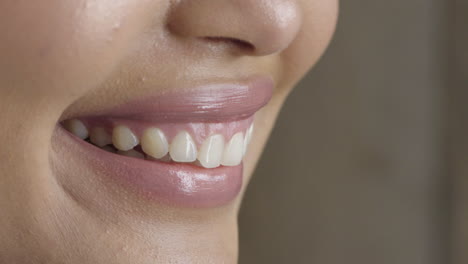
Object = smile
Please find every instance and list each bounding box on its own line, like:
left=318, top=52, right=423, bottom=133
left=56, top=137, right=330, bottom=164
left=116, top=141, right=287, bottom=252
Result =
left=56, top=76, right=273, bottom=207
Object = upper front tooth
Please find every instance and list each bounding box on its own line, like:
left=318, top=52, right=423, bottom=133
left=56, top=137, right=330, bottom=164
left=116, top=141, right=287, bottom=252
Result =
left=63, top=119, right=88, bottom=139
left=221, top=132, right=244, bottom=166
left=112, top=125, right=139, bottom=151
left=90, top=127, right=112, bottom=147
left=198, top=134, right=225, bottom=169
left=141, top=128, right=169, bottom=159
left=169, top=131, right=197, bottom=162
left=243, top=123, right=254, bottom=155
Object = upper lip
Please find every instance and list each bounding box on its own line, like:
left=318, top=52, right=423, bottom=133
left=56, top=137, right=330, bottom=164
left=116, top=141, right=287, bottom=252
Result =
left=76, top=75, right=274, bottom=122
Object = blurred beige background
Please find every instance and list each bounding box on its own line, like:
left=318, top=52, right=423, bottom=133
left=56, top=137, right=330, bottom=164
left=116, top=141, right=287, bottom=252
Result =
left=239, top=0, right=461, bottom=263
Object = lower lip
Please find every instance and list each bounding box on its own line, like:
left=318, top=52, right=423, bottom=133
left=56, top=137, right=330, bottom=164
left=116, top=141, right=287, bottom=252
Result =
left=55, top=124, right=243, bottom=208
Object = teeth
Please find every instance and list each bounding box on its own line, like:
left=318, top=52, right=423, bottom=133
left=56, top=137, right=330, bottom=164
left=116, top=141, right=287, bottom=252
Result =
left=90, top=127, right=112, bottom=147
left=63, top=119, right=88, bottom=139
left=146, top=154, right=172, bottom=163
left=198, top=134, right=225, bottom=169
left=169, top=131, right=198, bottom=162
left=71, top=121, right=253, bottom=168
left=141, top=128, right=169, bottom=159
left=221, top=132, right=244, bottom=166
left=117, top=149, right=145, bottom=159
left=243, top=123, right=254, bottom=155
left=112, top=126, right=139, bottom=151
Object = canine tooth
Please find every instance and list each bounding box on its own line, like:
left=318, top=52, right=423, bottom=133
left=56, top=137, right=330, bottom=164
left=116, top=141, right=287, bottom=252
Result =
left=221, top=132, right=244, bottom=166
left=63, top=119, right=88, bottom=139
left=141, top=128, right=169, bottom=159
left=169, top=131, right=197, bottom=162
left=90, top=127, right=112, bottom=147
left=243, top=124, right=254, bottom=155
left=198, top=134, right=224, bottom=169
left=117, top=149, right=144, bottom=159
left=112, top=126, right=139, bottom=151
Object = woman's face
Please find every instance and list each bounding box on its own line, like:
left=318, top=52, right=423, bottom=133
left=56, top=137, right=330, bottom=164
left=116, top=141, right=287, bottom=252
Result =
left=0, top=1, right=337, bottom=263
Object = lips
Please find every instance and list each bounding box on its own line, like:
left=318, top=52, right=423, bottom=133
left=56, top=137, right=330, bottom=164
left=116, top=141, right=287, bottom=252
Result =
left=57, top=76, right=273, bottom=207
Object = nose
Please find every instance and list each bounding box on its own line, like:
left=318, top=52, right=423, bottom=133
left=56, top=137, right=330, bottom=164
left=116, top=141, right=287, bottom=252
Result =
left=167, top=0, right=302, bottom=56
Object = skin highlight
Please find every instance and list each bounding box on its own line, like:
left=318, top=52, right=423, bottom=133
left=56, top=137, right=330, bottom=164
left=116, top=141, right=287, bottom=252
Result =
left=0, top=1, right=338, bottom=263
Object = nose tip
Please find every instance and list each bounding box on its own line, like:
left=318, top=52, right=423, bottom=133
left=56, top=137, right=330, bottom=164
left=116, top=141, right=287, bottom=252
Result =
left=168, top=0, right=302, bottom=56
left=244, top=1, right=302, bottom=55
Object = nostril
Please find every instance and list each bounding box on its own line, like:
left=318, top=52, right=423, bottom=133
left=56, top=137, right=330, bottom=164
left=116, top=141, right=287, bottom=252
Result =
left=167, top=0, right=302, bottom=57
left=203, top=36, right=255, bottom=53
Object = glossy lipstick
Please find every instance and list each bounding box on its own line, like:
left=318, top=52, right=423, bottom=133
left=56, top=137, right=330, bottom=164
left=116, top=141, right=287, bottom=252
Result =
left=57, top=76, right=273, bottom=207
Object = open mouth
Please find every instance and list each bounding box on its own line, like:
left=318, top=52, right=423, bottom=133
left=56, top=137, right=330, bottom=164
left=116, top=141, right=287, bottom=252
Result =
left=56, top=76, right=273, bottom=208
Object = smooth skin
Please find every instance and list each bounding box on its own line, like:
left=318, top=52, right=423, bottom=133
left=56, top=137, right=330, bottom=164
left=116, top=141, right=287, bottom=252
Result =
left=0, top=1, right=338, bottom=263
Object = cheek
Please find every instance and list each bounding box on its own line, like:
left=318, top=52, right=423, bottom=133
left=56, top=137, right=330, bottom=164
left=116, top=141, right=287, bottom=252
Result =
left=0, top=0, right=166, bottom=101
left=279, top=0, right=338, bottom=90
